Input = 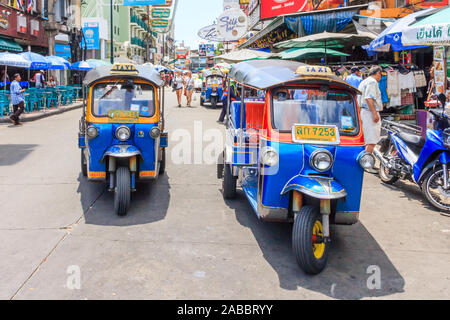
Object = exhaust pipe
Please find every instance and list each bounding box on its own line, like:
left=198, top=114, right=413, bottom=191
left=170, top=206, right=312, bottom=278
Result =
left=373, top=148, right=391, bottom=169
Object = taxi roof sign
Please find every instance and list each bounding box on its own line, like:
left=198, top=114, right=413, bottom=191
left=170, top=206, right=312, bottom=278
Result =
left=296, top=65, right=333, bottom=77
left=111, top=63, right=139, bottom=75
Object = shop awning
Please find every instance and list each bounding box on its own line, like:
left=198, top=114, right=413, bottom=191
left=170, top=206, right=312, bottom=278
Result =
left=0, top=37, right=23, bottom=52
left=276, top=47, right=349, bottom=60
left=238, top=17, right=285, bottom=49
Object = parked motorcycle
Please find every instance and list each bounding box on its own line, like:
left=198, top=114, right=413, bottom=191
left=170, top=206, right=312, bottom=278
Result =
left=374, top=96, right=450, bottom=212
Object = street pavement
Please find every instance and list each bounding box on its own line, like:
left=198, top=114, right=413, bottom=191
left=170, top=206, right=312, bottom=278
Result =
left=0, top=90, right=449, bottom=300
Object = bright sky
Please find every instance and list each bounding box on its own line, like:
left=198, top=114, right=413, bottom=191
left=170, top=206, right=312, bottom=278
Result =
left=174, top=0, right=223, bottom=49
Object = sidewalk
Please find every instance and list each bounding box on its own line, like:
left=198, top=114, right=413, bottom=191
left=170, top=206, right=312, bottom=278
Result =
left=0, top=101, right=83, bottom=124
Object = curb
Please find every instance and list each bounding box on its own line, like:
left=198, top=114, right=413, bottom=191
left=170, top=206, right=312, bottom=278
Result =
left=0, top=102, right=83, bottom=124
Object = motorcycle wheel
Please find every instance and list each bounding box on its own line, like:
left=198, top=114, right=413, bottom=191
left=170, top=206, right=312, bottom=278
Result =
left=421, top=168, right=450, bottom=212
left=81, top=150, right=87, bottom=177
left=378, top=145, right=399, bottom=184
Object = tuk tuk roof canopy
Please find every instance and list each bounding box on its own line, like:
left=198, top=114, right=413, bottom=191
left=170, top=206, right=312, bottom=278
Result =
left=83, top=65, right=164, bottom=87
left=229, top=59, right=359, bottom=92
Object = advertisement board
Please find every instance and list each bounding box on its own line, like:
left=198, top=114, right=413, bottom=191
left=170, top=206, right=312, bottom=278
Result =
left=199, top=44, right=206, bottom=56
left=81, top=22, right=100, bottom=50
left=217, top=8, right=248, bottom=41
left=206, top=44, right=215, bottom=56
left=123, top=0, right=166, bottom=6
left=260, top=0, right=308, bottom=20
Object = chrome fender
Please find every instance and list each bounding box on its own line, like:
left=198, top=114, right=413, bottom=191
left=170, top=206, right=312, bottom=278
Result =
left=280, top=175, right=347, bottom=200
left=101, top=145, right=142, bottom=162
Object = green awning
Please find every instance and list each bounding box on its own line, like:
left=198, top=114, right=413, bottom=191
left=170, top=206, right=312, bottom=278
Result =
left=277, top=47, right=349, bottom=60
left=0, top=37, right=23, bottom=52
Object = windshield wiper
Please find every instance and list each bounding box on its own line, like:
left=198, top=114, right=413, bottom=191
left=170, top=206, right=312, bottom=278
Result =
left=99, top=78, right=124, bottom=101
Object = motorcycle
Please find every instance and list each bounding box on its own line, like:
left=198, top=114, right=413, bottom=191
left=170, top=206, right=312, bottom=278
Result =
left=374, top=98, right=450, bottom=212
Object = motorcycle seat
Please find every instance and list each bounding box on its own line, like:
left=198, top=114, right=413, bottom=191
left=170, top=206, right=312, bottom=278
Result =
left=397, top=131, right=426, bottom=153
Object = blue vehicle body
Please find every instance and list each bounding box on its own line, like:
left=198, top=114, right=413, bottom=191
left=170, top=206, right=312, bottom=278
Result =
left=200, top=74, right=223, bottom=107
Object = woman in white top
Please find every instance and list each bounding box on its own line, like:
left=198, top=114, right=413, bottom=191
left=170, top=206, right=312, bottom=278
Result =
left=172, top=71, right=184, bottom=107
left=183, top=71, right=195, bottom=107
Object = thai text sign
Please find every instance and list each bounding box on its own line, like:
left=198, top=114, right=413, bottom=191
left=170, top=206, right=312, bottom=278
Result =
left=402, top=23, right=450, bottom=46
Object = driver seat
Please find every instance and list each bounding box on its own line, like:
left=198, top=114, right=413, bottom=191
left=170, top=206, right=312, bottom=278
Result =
left=397, top=131, right=426, bottom=155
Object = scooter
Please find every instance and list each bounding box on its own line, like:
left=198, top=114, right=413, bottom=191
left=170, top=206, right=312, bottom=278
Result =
left=374, top=95, right=450, bottom=212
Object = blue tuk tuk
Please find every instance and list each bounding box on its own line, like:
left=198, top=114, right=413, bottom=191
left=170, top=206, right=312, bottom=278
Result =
left=200, top=69, right=224, bottom=108
left=218, top=60, right=375, bottom=274
left=79, top=63, right=168, bottom=216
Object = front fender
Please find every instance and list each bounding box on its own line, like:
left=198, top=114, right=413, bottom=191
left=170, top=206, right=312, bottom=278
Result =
left=101, top=145, right=142, bottom=162
left=281, top=175, right=347, bottom=200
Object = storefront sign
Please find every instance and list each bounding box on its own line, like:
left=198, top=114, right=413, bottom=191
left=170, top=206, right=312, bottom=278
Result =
left=249, top=4, right=261, bottom=29
left=151, top=8, right=171, bottom=18
left=17, top=14, right=27, bottom=33
left=81, top=22, right=100, bottom=50
left=248, top=0, right=259, bottom=14
left=0, top=10, right=9, bottom=29
left=55, top=43, right=71, bottom=59
left=30, top=19, right=39, bottom=37
left=198, top=24, right=225, bottom=42
left=402, top=23, right=450, bottom=46
left=260, top=0, right=308, bottom=20
left=123, top=0, right=166, bottom=6
left=223, top=0, right=240, bottom=11
left=249, top=27, right=295, bottom=48
left=434, top=46, right=447, bottom=95
left=217, top=8, right=248, bottom=41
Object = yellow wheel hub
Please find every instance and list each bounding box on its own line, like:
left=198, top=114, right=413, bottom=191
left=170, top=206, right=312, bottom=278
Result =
left=312, top=220, right=325, bottom=259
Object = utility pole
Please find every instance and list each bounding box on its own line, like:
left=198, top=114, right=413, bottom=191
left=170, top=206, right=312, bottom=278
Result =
left=110, top=0, right=114, bottom=64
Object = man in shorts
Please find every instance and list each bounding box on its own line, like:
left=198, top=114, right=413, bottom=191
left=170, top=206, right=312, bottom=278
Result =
left=358, top=66, right=383, bottom=155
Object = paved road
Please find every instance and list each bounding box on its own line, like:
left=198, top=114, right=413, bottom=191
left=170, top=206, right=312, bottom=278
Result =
left=0, top=91, right=449, bottom=300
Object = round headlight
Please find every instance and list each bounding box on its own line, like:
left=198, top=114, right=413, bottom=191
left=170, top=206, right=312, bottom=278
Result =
left=310, top=149, right=333, bottom=172
left=359, top=152, right=375, bottom=169
left=86, top=126, right=98, bottom=139
left=260, top=147, right=279, bottom=167
left=115, top=126, right=131, bottom=142
left=150, top=127, right=161, bottom=139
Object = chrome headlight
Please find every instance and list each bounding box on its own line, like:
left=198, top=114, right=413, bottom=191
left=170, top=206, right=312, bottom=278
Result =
left=115, top=126, right=131, bottom=142
left=260, top=146, right=279, bottom=167
left=86, top=126, right=98, bottom=139
left=310, top=149, right=333, bottom=172
left=359, top=152, right=375, bottom=169
left=150, top=127, right=161, bottom=139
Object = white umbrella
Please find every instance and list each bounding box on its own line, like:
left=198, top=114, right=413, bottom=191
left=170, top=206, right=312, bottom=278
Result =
left=215, top=49, right=273, bottom=63
left=0, top=52, right=31, bottom=90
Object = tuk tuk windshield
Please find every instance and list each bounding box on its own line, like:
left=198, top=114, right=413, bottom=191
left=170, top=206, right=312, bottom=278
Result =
left=206, top=76, right=223, bottom=86
left=271, top=87, right=359, bottom=136
left=91, top=82, right=156, bottom=117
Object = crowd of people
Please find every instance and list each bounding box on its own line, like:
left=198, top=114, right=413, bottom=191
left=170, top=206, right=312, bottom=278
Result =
left=159, top=70, right=196, bottom=108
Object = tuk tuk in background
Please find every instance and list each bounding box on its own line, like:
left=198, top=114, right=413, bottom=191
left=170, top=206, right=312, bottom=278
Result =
left=218, top=60, right=375, bottom=274
left=79, top=63, right=168, bottom=216
left=200, top=69, right=224, bottom=108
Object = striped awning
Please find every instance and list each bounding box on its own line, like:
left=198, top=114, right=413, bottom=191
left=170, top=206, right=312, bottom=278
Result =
left=0, top=37, right=23, bottom=52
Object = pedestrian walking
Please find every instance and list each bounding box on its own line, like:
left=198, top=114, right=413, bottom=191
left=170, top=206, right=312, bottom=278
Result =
left=345, top=66, right=363, bottom=89
left=358, top=65, right=383, bottom=157
left=183, top=71, right=195, bottom=107
left=9, top=73, right=26, bottom=126
left=218, top=81, right=239, bottom=124
left=31, top=70, right=45, bottom=88
left=172, top=71, right=184, bottom=107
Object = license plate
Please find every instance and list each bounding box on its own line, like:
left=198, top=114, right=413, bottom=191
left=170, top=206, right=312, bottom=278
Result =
left=108, top=110, right=139, bottom=123
left=292, top=124, right=340, bottom=144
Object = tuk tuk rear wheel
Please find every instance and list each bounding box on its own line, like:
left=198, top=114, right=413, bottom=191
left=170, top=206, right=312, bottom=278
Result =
left=222, top=164, right=236, bottom=199
left=114, top=166, right=131, bottom=216
left=200, top=97, right=204, bottom=106
left=159, top=148, right=166, bottom=175
left=292, top=205, right=328, bottom=275
left=211, top=96, right=217, bottom=108
left=81, top=150, right=87, bottom=177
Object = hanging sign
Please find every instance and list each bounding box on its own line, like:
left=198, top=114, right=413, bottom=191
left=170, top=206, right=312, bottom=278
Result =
left=217, top=8, right=248, bottom=41
left=81, top=22, right=100, bottom=50
left=197, top=24, right=225, bottom=42
left=402, top=23, right=450, bottom=46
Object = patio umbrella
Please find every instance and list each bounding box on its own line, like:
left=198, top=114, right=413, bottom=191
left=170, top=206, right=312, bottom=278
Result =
left=367, top=8, right=435, bottom=53
left=19, top=51, right=50, bottom=69
left=401, top=7, right=450, bottom=47
left=215, top=49, right=273, bottom=63
left=0, top=52, right=31, bottom=89
left=276, top=47, right=349, bottom=60
left=70, top=61, right=93, bottom=71
left=275, top=32, right=374, bottom=64
left=46, top=55, right=71, bottom=69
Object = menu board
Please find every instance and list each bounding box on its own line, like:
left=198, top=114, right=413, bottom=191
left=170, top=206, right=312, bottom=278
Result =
left=434, top=46, right=446, bottom=95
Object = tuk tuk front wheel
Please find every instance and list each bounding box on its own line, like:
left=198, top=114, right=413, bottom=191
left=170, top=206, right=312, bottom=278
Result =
left=292, top=205, right=329, bottom=275
left=81, top=150, right=87, bottom=177
left=222, top=164, right=236, bottom=199
left=114, top=166, right=131, bottom=216
left=200, top=97, right=204, bottom=106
